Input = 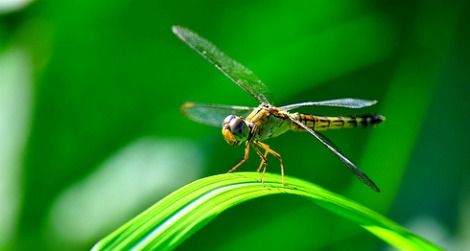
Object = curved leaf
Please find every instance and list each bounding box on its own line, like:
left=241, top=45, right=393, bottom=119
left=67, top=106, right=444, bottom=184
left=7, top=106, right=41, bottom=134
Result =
left=92, top=173, right=441, bottom=251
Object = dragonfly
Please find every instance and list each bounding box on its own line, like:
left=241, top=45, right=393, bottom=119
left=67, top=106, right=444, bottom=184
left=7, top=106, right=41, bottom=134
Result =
left=173, top=25, right=385, bottom=192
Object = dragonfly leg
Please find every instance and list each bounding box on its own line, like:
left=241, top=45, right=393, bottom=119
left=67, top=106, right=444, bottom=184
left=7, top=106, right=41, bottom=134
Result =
left=252, top=144, right=268, bottom=182
left=256, top=149, right=269, bottom=173
left=228, top=141, right=250, bottom=173
left=256, top=142, right=285, bottom=185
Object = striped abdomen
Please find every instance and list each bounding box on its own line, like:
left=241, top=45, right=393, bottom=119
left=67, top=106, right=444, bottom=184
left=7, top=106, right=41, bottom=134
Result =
left=291, top=114, right=385, bottom=131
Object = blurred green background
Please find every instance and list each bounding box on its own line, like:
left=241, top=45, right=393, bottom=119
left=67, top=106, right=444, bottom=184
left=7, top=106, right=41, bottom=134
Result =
left=1, top=0, right=469, bottom=250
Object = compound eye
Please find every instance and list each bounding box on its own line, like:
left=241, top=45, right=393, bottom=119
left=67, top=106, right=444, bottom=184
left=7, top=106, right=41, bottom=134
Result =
left=223, top=115, right=236, bottom=125
left=229, top=118, right=245, bottom=134
left=221, top=115, right=249, bottom=145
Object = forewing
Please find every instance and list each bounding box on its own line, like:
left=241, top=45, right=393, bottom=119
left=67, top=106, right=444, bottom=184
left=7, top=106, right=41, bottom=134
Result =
left=181, top=102, right=254, bottom=127
left=281, top=98, right=377, bottom=111
left=288, top=116, right=380, bottom=192
left=172, top=26, right=272, bottom=104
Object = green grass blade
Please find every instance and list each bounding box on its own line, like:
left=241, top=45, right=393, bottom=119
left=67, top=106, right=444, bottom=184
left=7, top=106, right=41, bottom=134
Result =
left=92, top=173, right=441, bottom=251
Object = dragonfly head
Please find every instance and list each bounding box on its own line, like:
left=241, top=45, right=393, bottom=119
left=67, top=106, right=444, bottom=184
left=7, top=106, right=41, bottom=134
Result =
left=222, top=115, right=250, bottom=146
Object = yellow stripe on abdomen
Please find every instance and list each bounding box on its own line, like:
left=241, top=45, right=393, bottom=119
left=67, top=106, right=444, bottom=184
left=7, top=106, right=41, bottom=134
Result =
left=292, top=114, right=385, bottom=131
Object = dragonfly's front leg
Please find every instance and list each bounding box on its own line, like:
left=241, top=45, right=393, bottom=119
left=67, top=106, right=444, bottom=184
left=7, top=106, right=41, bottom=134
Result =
left=228, top=141, right=250, bottom=173
left=256, top=142, right=285, bottom=185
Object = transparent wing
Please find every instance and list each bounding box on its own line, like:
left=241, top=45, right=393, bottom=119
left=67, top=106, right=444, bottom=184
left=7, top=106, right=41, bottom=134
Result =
left=173, top=26, right=272, bottom=104
left=288, top=116, right=380, bottom=192
left=181, top=102, right=254, bottom=127
left=281, top=98, right=377, bottom=111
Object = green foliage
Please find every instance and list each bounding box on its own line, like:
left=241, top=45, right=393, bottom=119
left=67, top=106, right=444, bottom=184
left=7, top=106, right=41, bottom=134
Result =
left=93, top=173, right=441, bottom=251
left=0, top=0, right=468, bottom=251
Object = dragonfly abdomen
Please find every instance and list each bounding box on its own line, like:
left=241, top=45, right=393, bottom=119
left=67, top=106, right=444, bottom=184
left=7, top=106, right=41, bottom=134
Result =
left=292, top=114, right=384, bottom=131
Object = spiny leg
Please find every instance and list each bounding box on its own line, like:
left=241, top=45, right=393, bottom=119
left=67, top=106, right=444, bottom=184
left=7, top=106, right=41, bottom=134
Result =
left=228, top=141, right=250, bottom=173
left=256, top=142, right=285, bottom=185
left=252, top=144, right=268, bottom=182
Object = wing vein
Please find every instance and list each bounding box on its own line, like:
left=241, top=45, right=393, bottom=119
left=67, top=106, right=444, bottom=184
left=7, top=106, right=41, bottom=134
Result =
left=173, top=26, right=272, bottom=104
left=281, top=98, right=377, bottom=110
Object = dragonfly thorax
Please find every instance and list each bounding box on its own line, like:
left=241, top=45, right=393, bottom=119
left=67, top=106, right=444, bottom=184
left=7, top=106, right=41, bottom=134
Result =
left=222, top=115, right=252, bottom=146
